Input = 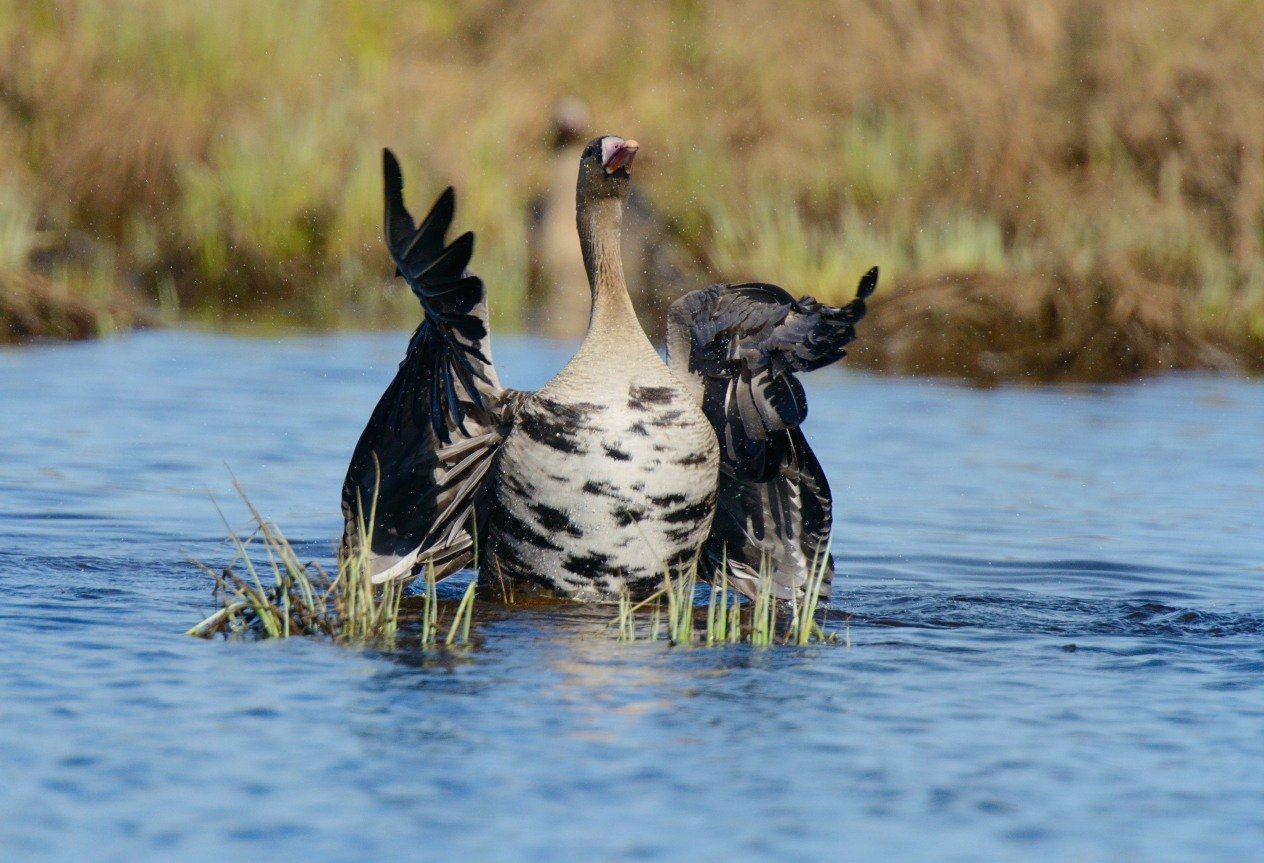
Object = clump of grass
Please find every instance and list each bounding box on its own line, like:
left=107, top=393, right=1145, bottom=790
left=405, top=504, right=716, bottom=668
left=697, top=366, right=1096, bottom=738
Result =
left=785, top=546, right=834, bottom=646
left=614, top=549, right=841, bottom=647
left=702, top=560, right=742, bottom=646
left=187, top=482, right=476, bottom=649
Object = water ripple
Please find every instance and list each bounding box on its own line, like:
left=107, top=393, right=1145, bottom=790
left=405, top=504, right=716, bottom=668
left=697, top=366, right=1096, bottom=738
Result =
left=1, top=333, right=1263, bottom=862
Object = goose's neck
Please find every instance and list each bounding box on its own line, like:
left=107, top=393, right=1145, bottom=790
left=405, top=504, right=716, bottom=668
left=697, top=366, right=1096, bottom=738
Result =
left=577, top=196, right=643, bottom=342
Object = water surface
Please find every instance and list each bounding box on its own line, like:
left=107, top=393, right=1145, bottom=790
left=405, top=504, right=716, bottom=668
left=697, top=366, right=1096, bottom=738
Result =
left=1, top=332, right=1262, bottom=861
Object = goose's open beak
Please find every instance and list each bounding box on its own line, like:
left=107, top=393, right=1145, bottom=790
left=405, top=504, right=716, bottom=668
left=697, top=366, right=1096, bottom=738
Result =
left=602, top=138, right=639, bottom=174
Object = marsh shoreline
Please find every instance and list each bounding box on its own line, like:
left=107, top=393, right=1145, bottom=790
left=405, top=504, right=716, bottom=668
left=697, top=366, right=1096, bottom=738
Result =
left=5, top=274, right=1258, bottom=384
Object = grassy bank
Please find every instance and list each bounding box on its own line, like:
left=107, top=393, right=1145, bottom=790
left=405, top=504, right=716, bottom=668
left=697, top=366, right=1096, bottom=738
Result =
left=2, top=0, right=1262, bottom=378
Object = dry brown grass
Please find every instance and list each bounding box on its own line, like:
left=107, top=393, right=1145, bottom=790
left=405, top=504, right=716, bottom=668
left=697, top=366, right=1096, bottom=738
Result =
left=2, top=0, right=1262, bottom=377
left=1, top=269, right=150, bottom=341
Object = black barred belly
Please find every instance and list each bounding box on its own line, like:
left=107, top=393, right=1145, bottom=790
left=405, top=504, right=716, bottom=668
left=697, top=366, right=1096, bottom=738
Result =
left=483, top=388, right=719, bottom=599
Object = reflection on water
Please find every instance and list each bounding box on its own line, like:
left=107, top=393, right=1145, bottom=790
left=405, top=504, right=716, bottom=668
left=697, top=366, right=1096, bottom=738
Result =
left=1, top=332, right=1263, bottom=862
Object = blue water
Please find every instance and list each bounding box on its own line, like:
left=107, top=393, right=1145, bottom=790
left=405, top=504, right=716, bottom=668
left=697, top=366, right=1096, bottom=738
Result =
left=1, top=331, right=1262, bottom=862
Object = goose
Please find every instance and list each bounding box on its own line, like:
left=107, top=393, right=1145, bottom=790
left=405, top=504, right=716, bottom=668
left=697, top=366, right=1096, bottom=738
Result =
left=342, top=136, right=877, bottom=602
left=525, top=100, right=704, bottom=340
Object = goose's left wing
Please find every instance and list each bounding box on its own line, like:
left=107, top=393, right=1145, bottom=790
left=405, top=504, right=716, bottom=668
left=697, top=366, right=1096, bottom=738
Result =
left=666, top=267, right=878, bottom=601
left=341, top=151, right=528, bottom=583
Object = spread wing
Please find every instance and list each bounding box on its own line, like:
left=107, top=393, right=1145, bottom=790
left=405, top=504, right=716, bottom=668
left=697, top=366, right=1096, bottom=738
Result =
left=341, top=150, right=527, bottom=583
left=667, top=267, right=878, bottom=601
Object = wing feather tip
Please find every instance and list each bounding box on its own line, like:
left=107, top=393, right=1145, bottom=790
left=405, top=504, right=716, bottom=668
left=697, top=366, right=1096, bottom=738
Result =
left=857, top=266, right=879, bottom=300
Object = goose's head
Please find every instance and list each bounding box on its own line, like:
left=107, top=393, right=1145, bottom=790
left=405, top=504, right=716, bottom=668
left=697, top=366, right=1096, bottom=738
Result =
left=577, top=135, right=638, bottom=203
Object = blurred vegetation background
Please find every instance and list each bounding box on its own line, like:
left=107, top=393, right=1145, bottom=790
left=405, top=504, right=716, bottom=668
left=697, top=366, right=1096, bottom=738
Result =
left=2, top=0, right=1262, bottom=380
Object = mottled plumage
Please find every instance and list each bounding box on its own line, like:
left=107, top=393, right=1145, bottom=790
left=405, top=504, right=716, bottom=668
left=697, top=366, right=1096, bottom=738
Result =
left=484, top=136, right=718, bottom=596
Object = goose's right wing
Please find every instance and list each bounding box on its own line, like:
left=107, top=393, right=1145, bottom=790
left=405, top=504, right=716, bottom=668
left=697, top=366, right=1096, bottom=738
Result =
left=667, top=268, right=878, bottom=601
left=341, top=150, right=524, bottom=583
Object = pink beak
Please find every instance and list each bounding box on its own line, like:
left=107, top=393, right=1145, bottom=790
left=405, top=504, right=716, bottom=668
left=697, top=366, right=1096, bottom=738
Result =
left=602, top=137, right=639, bottom=174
